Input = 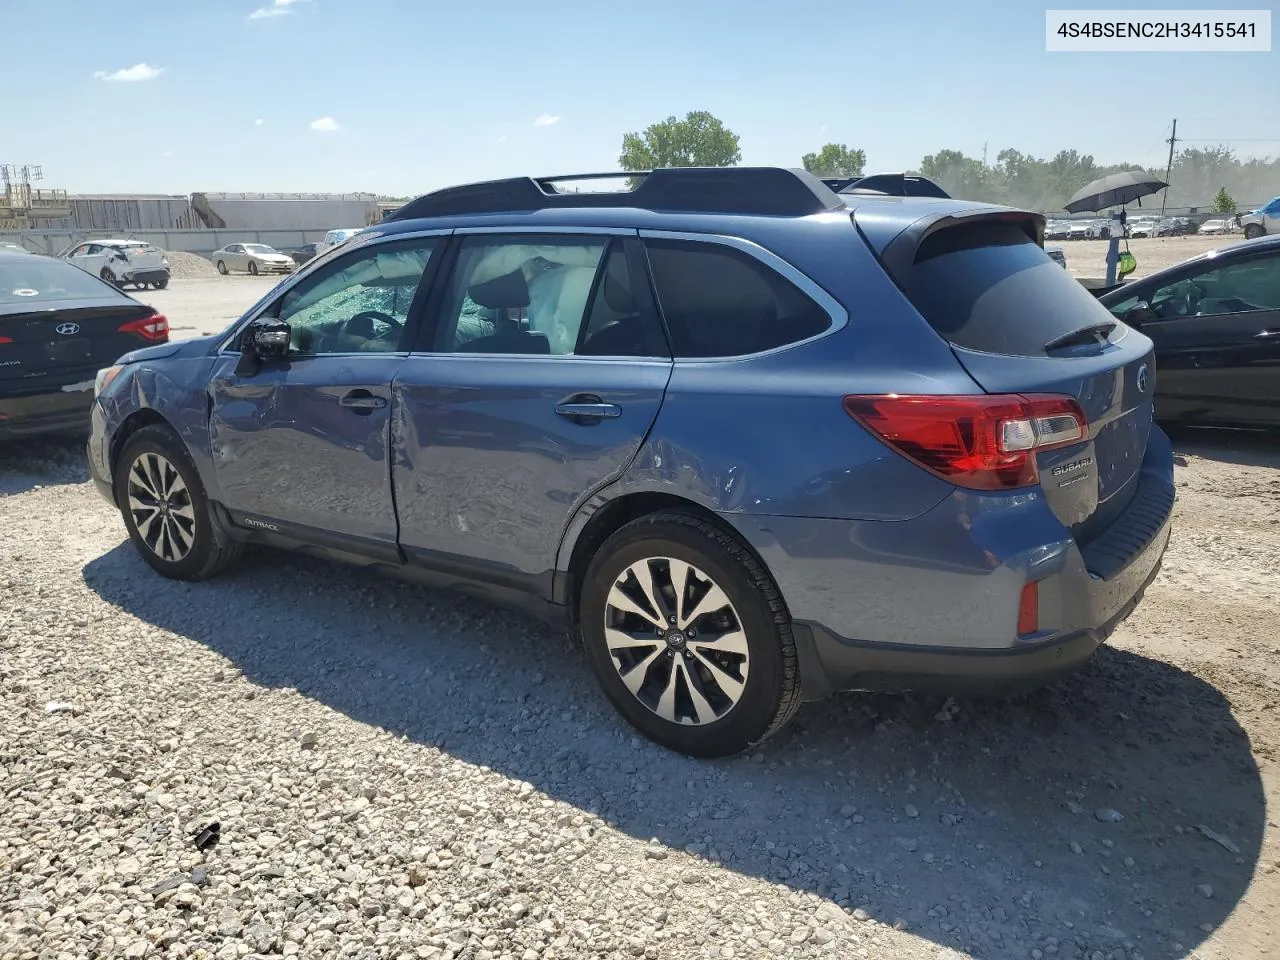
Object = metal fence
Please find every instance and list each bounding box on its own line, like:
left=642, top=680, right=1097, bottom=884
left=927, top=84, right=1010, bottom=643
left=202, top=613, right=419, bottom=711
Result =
left=0, top=228, right=330, bottom=256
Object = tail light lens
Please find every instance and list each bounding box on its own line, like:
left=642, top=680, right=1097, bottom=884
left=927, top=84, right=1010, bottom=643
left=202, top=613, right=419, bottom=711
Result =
left=118, top=313, right=169, bottom=342
left=843, top=394, right=1086, bottom=491
left=0, top=336, right=12, bottom=344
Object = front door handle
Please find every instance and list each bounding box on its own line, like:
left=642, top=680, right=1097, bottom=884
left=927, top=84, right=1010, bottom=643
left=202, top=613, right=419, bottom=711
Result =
left=1255, top=329, right=1280, bottom=340
left=556, top=396, right=621, bottom=422
left=339, top=390, right=388, bottom=411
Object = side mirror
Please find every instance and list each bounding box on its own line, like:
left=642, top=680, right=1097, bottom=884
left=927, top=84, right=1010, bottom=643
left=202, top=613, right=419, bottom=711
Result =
left=234, top=318, right=291, bottom=375
left=1124, top=301, right=1152, bottom=324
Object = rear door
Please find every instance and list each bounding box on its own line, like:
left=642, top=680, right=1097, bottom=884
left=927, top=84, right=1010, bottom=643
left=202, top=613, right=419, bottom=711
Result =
left=1108, top=247, right=1280, bottom=426
left=68, top=243, right=107, bottom=277
left=392, top=230, right=671, bottom=593
left=892, top=219, right=1156, bottom=542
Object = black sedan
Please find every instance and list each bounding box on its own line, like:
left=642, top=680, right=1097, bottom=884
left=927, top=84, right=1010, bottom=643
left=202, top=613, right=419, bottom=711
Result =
left=1100, top=236, right=1280, bottom=428
left=1, top=250, right=169, bottom=439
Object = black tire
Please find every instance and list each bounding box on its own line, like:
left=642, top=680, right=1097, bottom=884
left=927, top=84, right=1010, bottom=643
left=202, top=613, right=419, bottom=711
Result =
left=248, top=261, right=259, bottom=276
left=1244, top=224, right=1264, bottom=240
left=579, top=511, right=801, bottom=757
left=216, top=260, right=228, bottom=275
left=156, top=276, right=169, bottom=289
left=99, top=267, right=121, bottom=288
left=114, top=425, right=243, bottom=581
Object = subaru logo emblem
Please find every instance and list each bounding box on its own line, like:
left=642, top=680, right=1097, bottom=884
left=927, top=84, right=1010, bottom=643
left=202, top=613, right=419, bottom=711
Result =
left=1135, top=364, right=1150, bottom=394
left=55, top=322, right=80, bottom=336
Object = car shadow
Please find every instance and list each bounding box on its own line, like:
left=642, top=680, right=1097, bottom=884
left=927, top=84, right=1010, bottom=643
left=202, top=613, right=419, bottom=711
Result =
left=83, top=543, right=1265, bottom=960
left=0, top=431, right=90, bottom=495
left=1169, top=426, right=1280, bottom=470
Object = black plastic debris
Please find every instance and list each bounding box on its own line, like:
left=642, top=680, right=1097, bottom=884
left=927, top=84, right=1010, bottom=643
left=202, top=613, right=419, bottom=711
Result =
left=193, top=822, right=221, bottom=852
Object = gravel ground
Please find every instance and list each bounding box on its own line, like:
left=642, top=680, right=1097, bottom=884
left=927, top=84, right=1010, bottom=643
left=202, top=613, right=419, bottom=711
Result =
left=1, top=425, right=1278, bottom=960
left=132, top=277, right=284, bottom=342
left=1059, top=235, right=1245, bottom=281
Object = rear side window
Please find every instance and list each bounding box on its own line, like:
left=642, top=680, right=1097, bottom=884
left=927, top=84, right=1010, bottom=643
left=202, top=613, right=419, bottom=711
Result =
left=906, top=223, right=1120, bottom=358
left=644, top=239, right=832, bottom=358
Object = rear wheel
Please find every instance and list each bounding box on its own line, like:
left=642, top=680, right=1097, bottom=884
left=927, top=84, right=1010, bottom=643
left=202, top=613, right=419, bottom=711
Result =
left=216, top=260, right=228, bottom=275
left=99, top=267, right=121, bottom=287
left=1244, top=224, right=1264, bottom=240
left=579, top=512, right=801, bottom=757
left=114, top=425, right=243, bottom=581
left=156, top=276, right=169, bottom=290
left=248, top=261, right=259, bottom=276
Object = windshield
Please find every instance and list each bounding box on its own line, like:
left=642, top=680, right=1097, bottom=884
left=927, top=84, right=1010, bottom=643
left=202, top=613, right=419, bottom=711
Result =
left=244, top=244, right=278, bottom=254
left=1, top=256, right=125, bottom=305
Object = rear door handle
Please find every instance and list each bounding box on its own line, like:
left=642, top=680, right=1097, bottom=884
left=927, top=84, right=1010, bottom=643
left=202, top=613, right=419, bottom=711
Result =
left=339, top=390, right=388, bottom=411
left=556, top=398, right=621, bottom=421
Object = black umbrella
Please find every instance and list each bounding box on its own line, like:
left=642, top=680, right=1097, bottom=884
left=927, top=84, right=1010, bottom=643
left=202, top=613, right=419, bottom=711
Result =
left=1064, top=170, right=1169, bottom=213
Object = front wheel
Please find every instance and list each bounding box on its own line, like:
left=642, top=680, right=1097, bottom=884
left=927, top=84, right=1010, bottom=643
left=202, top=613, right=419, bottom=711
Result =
left=579, top=512, right=801, bottom=757
left=216, top=260, right=228, bottom=275
left=114, top=425, right=243, bottom=581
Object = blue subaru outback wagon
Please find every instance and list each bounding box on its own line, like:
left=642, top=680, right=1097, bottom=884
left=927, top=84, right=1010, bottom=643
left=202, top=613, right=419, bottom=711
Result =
left=88, top=167, right=1173, bottom=756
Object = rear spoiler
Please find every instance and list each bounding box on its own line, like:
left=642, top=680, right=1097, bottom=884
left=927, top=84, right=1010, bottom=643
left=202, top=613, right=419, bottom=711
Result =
left=857, top=207, right=1047, bottom=290
left=822, top=173, right=952, bottom=199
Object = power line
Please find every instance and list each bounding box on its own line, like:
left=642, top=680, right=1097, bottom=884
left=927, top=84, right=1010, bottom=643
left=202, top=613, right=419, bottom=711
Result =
left=1178, top=137, right=1280, bottom=143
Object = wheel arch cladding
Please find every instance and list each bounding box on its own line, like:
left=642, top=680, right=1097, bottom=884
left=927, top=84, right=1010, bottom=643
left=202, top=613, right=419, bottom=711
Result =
left=110, top=408, right=175, bottom=481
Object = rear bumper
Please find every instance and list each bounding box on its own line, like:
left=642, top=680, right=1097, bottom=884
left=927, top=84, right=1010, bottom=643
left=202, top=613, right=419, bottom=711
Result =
left=125, top=268, right=170, bottom=284
left=728, top=427, right=1175, bottom=698
left=0, top=381, right=95, bottom=439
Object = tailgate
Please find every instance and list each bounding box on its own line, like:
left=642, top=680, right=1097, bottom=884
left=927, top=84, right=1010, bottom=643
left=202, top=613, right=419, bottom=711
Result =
left=1, top=299, right=159, bottom=384
left=891, top=217, right=1155, bottom=541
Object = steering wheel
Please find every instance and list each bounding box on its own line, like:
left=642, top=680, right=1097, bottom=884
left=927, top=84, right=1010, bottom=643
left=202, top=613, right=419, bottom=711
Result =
left=342, top=310, right=404, bottom=341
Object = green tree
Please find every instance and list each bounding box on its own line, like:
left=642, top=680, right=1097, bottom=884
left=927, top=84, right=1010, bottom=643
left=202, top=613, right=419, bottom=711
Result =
left=800, top=143, right=866, bottom=178
left=619, top=111, right=742, bottom=173
left=1212, top=186, right=1237, bottom=215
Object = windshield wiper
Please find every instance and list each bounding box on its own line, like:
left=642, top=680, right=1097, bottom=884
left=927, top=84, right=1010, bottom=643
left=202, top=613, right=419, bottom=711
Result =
left=1044, top=321, right=1116, bottom=351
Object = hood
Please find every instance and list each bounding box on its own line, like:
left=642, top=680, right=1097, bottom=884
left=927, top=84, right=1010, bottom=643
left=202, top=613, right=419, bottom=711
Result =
left=118, top=334, right=219, bottom=365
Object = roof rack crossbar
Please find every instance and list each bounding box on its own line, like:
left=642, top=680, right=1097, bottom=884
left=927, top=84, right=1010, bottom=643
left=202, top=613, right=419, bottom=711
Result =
left=387, top=167, right=845, bottom=221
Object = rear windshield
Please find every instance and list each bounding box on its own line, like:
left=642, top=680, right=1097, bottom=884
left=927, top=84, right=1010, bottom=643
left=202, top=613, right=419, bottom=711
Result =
left=1, top=256, right=125, bottom=306
left=906, top=223, right=1119, bottom=357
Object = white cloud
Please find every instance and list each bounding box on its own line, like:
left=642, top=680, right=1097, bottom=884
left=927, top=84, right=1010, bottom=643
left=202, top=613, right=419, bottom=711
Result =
left=496, top=135, right=508, bottom=143
left=93, top=63, right=164, bottom=83
left=254, top=118, right=265, bottom=127
left=309, top=116, right=340, bottom=133
left=162, top=151, right=173, bottom=158
left=533, top=113, right=561, bottom=127
left=249, top=0, right=301, bottom=19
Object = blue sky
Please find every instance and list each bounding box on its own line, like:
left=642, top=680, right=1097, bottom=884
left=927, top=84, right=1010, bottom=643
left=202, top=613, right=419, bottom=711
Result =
left=5, top=0, right=1276, bottom=197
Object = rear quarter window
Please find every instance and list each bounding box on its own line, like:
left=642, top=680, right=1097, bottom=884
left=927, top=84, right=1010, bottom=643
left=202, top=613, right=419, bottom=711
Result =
left=643, top=238, right=832, bottom=358
left=906, top=223, right=1121, bottom=358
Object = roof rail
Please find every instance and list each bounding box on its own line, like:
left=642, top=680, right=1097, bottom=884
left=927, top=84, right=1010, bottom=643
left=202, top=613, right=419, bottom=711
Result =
left=386, top=167, right=845, bottom=221
left=827, top=173, right=951, bottom=199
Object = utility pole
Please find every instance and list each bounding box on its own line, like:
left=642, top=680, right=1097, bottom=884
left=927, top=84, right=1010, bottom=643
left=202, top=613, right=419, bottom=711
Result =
left=1160, top=119, right=1178, bottom=217
left=982, top=142, right=988, bottom=167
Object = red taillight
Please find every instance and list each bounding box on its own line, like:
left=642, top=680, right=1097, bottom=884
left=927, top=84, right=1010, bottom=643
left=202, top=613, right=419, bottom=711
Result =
left=118, top=313, right=169, bottom=342
left=1017, top=581, right=1040, bottom=635
left=0, top=336, right=12, bottom=344
left=843, top=394, right=1086, bottom=491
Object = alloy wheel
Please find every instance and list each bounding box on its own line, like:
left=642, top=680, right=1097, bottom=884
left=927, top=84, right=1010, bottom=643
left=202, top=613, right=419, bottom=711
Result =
left=603, top=557, right=749, bottom=726
left=126, top=452, right=197, bottom=562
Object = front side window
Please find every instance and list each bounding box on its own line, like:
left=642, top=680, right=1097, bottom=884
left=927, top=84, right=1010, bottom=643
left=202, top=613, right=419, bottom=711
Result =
left=275, top=239, right=438, bottom=355
left=1139, top=255, right=1280, bottom=320
left=435, top=235, right=627, bottom=356
left=643, top=238, right=832, bottom=358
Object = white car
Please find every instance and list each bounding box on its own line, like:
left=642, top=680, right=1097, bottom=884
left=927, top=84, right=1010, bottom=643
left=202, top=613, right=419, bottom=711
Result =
left=211, top=243, right=296, bottom=276
left=315, top=228, right=364, bottom=259
left=62, top=239, right=170, bottom=290
left=1198, top=219, right=1230, bottom=236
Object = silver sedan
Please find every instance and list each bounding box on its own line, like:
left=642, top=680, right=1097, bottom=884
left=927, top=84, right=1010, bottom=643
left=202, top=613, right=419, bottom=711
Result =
left=211, top=243, right=296, bottom=276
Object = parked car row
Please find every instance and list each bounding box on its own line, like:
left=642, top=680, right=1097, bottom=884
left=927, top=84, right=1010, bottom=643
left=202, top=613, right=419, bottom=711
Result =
left=210, top=229, right=366, bottom=277
left=1045, top=216, right=1205, bottom=240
